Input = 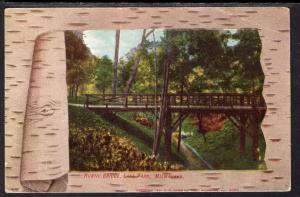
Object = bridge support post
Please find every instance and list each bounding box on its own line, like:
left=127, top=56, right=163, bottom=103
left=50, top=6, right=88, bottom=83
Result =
left=177, top=114, right=182, bottom=152
left=164, top=110, right=172, bottom=164
left=239, top=115, right=246, bottom=155
left=251, top=113, right=259, bottom=161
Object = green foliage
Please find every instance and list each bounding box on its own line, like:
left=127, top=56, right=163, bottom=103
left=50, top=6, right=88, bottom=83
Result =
left=94, top=56, right=113, bottom=94
left=117, top=43, right=158, bottom=94
left=65, top=31, right=95, bottom=98
left=66, top=58, right=96, bottom=87
left=232, top=29, right=264, bottom=93
left=68, top=95, right=86, bottom=104
left=68, top=105, right=106, bottom=128
left=65, top=31, right=91, bottom=66
left=117, top=112, right=190, bottom=165
left=69, top=106, right=184, bottom=171
left=182, top=118, right=266, bottom=170
left=66, top=28, right=267, bottom=170
left=69, top=105, right=153, bottom=155
left=158, top=29, right=264, bottom=94
left=70, top=125, right=165, bottom=171
left=117, top=57, right=133, bottom=92
left=65, top=29, right=264, bottom=96
left=114, top=29, right=264, bottom=95
left=118, top=112, right=156, bottom=140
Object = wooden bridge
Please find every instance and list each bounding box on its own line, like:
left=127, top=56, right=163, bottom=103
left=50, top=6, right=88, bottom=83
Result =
left=82, top=93, right=266, bottom=112
left=77, top=93, right=266, bottom=162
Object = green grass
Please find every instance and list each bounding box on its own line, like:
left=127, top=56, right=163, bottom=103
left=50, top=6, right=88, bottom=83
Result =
left=115, top=112, right=190, bottom=165
left=68, top=96, right=86, bottom=104
left=181, top=117, right=267, bottom=170
left=117, top=112, right=155, bottom=140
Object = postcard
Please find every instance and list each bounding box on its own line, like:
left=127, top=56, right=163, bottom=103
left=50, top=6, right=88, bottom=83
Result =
left=5, top=7, right=290, bottom=192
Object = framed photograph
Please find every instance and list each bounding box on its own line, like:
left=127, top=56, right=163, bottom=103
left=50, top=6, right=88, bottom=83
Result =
left=4, top=6, right=291, bottom=192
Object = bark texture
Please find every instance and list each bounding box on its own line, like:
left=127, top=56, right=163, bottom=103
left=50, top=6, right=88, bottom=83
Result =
left=20, top=32, right=69, bottom=192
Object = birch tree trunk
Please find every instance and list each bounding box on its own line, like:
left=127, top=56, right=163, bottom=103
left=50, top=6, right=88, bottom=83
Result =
left=20, top=31, right=69, bottom=192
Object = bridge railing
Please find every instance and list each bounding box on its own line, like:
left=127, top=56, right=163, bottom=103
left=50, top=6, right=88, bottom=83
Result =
left=83, top=93, right=266, bottom=109
left=84, top=93, right=162, bottom=108
left=168, top=94, right=265, bottom=108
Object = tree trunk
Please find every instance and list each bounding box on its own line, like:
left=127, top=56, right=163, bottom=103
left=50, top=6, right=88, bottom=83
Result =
left=251, top=114, right=259, bottom=161
left=68, top=86, right=72, bottom=97
left=164, top=110, right=172, bottom=164
left=112, top=30, right=120, bottom=95
left=176, top=81, right=184, bottom=152
left=153, top=57, right=171, bottom=156
left=75, top=84, right=79, bottom=100
left=71, top=85, right=75, bottom=98
left=125, top=29, right=154, bottom=94
left=240, top=115, right=246, bottom=155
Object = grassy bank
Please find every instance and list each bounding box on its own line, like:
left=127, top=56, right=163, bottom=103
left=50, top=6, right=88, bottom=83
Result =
left=180, top=117, right=267, bottom=170
left=69, top=105, right=152, bottom=155
left=68, top=96, right=86, bottom=104
left=69, top=105, right=266, bottom=170
left=107, top=111, right=267, bottom=170
left=116, top=112, right=191, bottom=166
left=68, top=106, right=185, bottom=170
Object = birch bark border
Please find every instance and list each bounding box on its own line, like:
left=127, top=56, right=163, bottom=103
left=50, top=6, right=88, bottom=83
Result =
left=4, top=7, right=290, bottom=192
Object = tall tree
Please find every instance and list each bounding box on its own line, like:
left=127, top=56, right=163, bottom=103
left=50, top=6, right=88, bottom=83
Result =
left=65, top=31, right=92, bottom=99
left=118, top=29, right=263, bottom=95
left=232, top=29, right=263, bottom=93
left=95, top=56, right=113, bottom=94
left=66, top=58, right=96, bottom=99
left=158, top=29, right=263, bottom=94
left=112, top=30, right=120, bottom=95
left=125, top=29, right=154, bottom=94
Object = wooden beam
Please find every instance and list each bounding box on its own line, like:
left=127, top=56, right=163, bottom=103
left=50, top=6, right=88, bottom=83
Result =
left=170, top=113, right=189, bottom=134
left=240, top=115, right=247, bottom=155
left=250, top=113, right=259, bottom=161
left=177, top=115, right=182, bottom=152
left=172, top=113, right=186, bottom=128
left=153, top=57, right=171, bottom=156
left=226, top=114, right=240, bottom=130
left=164, top=110, right=172, bottom=164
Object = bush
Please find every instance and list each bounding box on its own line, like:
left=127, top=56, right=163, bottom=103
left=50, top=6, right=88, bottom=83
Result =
left=135, top=116, right=153, bottom=127
left=70, top=124, right=185, bottom=171
left=69, top=106, right=184, bottom=171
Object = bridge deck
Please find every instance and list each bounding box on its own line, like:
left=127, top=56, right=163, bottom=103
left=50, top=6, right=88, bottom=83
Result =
left=69, top=103, right=266, bottom=113
left=70, top=93, right=266, bottom=113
